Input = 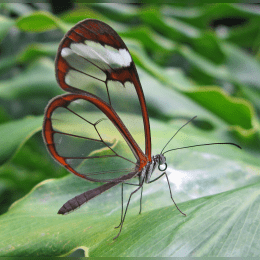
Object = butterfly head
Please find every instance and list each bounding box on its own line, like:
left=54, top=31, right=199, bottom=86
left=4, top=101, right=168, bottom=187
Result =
left=157, top=154, right=167, bottom=172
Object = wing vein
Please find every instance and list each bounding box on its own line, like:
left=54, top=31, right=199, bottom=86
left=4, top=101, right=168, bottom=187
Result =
left=84, top=168, right=136, bottom=176
left=67, top=30, right=114, bottom=72
left=65, top=35, right=107, bottom=73
left=67, top=66, right=106, bottom=83
left=94, top=124, right=136, bottom=166
left=64, top=155, right=117, bottom=159
left=53, top=130, right=103, bottom=142
left=65, top=107, right=93, bottom=125
left=78, top=23, right=98, bottom=35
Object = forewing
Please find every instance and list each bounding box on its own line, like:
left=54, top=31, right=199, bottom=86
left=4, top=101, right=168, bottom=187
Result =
left=55, top=19, right=151, bottom=160
left=43, top=93, right=148, bottom=182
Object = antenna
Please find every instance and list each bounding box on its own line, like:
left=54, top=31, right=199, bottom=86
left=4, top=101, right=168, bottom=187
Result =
left=161, top=116, right=197, bottom=154
left=163, top=142, right=241, bottom=155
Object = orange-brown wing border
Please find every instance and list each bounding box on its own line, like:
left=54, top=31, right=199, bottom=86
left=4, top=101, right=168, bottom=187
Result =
left=43, top=93, right=148, bottom=183
left=55, top=19, right=151, bottom=161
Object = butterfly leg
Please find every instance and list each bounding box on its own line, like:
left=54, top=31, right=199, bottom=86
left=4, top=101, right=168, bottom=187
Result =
left=147, top=172, right=166, bottom=183
left=115, top=182, right=140, bottom=229
left=121, top=182, right=143, bottom=214
left=148, top=172, right=186, bottom=216
left=164, top=172, right=186, bottom=216
left=115, top=183, right=124, bottom=229
left=139, top=185, right=143, bottom=214
left=114, top=183, right=143, bottom=239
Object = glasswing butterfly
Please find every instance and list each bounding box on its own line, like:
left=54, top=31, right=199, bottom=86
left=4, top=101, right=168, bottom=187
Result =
left=43, top=19, right=240, bottom=239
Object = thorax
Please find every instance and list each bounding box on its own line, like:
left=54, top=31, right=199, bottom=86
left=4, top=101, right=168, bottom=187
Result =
left=139, top=155, right=159, bottom=184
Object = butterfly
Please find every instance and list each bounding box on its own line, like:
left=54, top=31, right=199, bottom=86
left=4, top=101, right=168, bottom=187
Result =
left=43, top=19, right=240, bottom=239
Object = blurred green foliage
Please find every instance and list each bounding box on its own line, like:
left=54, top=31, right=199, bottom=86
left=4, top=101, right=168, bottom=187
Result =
left=0, top=3, right=260, bottom=257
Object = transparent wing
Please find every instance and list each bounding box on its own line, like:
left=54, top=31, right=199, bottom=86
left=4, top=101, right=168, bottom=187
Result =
left=55, top=19, right=151, bottom=160
left=43, top=93, right=148, bottom=182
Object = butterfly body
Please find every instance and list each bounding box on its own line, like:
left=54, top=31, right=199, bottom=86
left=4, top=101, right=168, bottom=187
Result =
left=139, top=154, right=166, bottom=184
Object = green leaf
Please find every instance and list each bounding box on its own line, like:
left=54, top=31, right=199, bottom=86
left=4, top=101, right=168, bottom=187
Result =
left=0, top=105, right=10, bottom=124
left=0, top=115, right=43, bottom=165
left=227, top=17, right=260, bottom=48
left=0, top=138, right=68, bottom=215
left=127, top=42, right=256, bottom=140
left=0, top=43, right=58, bottom=73
left=119, top=25, right=176, bottom=54
left=223, top=43, right=260, bottom=89
left=0, top=117, right=258, bottom=257
left=241, top=86, right=260, bottom=113
left=92, top=183, right=260, bottom=257
left=185, top=87, right=255, bottom=138
left=0, top=15, right=15, bottom=42
left=90, top=3, right=139, bottom=22
left=17, top=42, right=58, bottom=63
left=192, top=31, right=225, bottom=64
left=0, top=58, right=62, bottom=100
left=59, top=5, right=108, bottom=24
left=178, top=45, right=230, bottom=82
left=179, top=3, right=260, bottom=29
left=0, top=56, right=17, bottom=73
left=2, top=3, right=34, bottom=16
left=16, top=11, right=70, bottom=33
left=161, top=5, right=203, bottom=21
left=140, top=6, right=201, bottom=41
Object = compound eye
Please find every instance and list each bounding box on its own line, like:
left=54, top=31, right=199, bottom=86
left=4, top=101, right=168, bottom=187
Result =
left=158, top=163, right=167, bottom=171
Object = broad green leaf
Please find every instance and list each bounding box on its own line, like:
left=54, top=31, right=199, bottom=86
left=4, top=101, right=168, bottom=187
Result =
left=185, top=87, right=255, bottom=136
left=176, top=44, right=260, bottom=135
left=178, top=45, right=230, bottom=82
left=178, top=43, right=260, bottom=94
left=0, top=43, right=58, bottom=73
left=206, top=3, right=260, bottom=20
left=0, top=142, right=64, bottom=187
left=0, top=105, right=10, bottom=124
left=0, top=139, right=68, bottom=215
left=138, top=67, right=222, bottom=122
left=90, top=3, right=139, bottom=22
left=140, top=6, right=201, bottom=41
left=242, top=86, right=260, bottom=113
left=227, top=17, right=260, bottom=48
left=178, top=4, right=260, bottom=29
left=92, top=183, right=260, bottom=257
left=119, top=25, right=176, bottom=55
left=17, top=42, right=58, bottom=63
left=16, top=11, right=69, bottom=33
left=192, top=31, right=225, bottom=64
left=0, top=115, right=43, bottom=165
left=223, top=43, right=260, bottom=89
left=161, top=5, right=203, bottom=20
left=127, top=39, right=171, bottom=85
left=0, top=58, right=62, bottom=100
left=2, top=3, right=34, bottom=16
left=226, top=4, right=260, bottom=48
left=161, top=6, right=226, bottom=65
left=127, top=42, right=256, bottom=140
left=0, top=56, right=17, bottom=73
left=59, top=5, right=108, bottom=24
left=0, top=116, right=258, bottom=257
left=0, top=15, right=15, bottom=42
